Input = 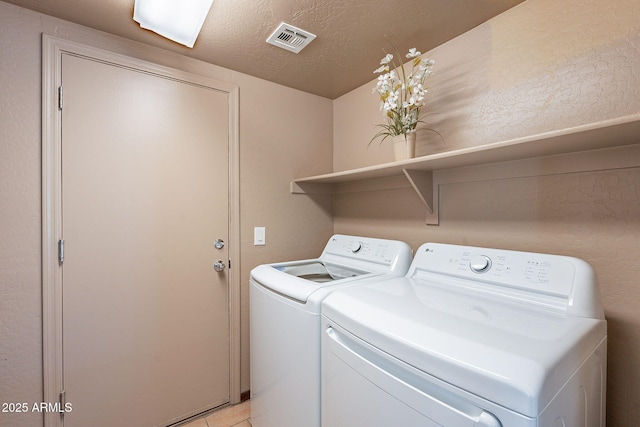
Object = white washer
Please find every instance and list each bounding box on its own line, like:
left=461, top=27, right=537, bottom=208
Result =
left=322, top=243, right=607, bottom=427
left=250, top=234, right=412, bottom=427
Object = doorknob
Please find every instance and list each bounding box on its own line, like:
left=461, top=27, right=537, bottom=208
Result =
left=214, top=239, right=225, bottom=249
left=213, top=260, right=226, bottom=272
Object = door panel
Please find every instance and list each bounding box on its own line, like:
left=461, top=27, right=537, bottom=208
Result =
left=61, top=53, right=230, bottom=426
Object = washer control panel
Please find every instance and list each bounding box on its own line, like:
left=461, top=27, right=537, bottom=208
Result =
left=321, top=235, right=413, bottom=275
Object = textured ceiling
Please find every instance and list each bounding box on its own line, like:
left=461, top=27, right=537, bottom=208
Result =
left=4, top=0, right=525, bottom=99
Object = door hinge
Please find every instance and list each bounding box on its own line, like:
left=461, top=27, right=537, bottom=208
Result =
left=58, top=239, right=64, bottom=265
left=59, top=389, right=66, bottom=412
left=58, top=86, right=63, bottom=110
left=228, top=259, right=231, bottom=269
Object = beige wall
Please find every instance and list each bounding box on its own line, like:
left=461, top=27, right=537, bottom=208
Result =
left=335, top=0, right=640, bottom=171
left=3, top=0, right=640, bottom=425
left=332, top=0, right=640, bottom=425
left=0, top=3, right=333, bottom=426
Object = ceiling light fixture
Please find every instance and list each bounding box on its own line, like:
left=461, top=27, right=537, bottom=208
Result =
left=133, top=0, right=214, bottom=48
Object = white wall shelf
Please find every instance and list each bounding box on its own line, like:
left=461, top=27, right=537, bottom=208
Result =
left=291, top=114, right=640, bottom=225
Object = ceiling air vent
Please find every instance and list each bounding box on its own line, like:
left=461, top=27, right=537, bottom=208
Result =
left=266, top=22, right=316, bottom=54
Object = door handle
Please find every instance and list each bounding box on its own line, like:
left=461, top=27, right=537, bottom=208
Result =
left=214, top=239, right=225, bottom=249
left=213, top=260, right=226, bottom=272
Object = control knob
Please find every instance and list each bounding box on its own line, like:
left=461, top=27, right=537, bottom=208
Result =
left=351, top=241, right=363, bottom=253
left=470, top=255, right=492, bottom=273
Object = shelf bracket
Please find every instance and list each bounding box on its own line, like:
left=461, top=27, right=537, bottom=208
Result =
left=403, top=169, right=439, bottom=225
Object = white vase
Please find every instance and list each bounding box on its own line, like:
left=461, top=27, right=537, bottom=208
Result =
left=392, top=133, right=416, bottom=161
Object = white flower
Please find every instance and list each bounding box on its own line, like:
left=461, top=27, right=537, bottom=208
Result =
left=380, top=53, right=393, bottom=65
left=374, top=65, right=389, bottom=74
left=406, top=48, right=421, bottom=58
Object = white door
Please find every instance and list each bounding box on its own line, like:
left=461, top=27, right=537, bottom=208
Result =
left=60, top=53, right=230, bottom=426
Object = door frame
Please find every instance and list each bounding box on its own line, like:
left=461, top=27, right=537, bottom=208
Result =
left=41, top=34, right=241, bottom=427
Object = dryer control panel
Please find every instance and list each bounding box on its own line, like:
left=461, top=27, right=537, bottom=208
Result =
left=409, top=243, right=602, bottom=318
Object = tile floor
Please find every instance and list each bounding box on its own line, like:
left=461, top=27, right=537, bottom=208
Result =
left=181, top=400, right=251, bottom=427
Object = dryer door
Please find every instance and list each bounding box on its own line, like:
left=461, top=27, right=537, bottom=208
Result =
left=322, top=322, right=502, bottom=427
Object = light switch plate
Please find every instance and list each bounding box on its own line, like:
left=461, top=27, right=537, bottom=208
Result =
left=254, top=227, right=266, bottom=246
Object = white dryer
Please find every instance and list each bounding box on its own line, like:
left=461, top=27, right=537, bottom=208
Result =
left=321, top=243, right=607, bottom=427
left=250, top=234, right=412, bottom=427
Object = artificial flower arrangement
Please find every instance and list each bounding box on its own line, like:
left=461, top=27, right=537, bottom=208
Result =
left=371, top=47, right=435, bottom=144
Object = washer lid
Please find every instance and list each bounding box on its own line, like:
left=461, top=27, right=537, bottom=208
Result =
left=321, top=276, right=607, bottom=417
left=276, top=261, right=368, bottom=283
left=250, top=235, right=413, bottom=303
left=251, top=260, right=376, bottom=302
